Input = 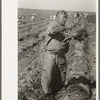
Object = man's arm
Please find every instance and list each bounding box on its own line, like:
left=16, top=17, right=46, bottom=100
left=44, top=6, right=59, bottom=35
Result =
left=52, top=25, right=72, bottom=34
left=63, top=32, right=78, bottom=43
left=47, top=23, right=72, bottom=37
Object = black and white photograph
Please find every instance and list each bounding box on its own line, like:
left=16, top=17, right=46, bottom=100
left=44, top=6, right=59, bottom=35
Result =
left=17, top=0, right=97, bottom=100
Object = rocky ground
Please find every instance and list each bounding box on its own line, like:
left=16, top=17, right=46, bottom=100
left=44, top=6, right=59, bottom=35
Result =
left=18, top=9, right=96, bottom=100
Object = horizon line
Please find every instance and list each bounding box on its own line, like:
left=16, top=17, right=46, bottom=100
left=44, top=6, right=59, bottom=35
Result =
left=18, top=8, right=96, bottom=13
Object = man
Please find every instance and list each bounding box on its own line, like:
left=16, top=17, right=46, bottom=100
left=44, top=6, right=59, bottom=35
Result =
left=40, top=10, right=78, bottom=99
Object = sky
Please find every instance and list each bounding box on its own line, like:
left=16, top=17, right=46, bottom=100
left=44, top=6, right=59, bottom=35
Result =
left=18, top=0, right=96, bottom=12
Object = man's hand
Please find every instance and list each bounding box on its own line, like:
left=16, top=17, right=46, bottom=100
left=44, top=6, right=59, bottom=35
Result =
left=63, top=30, right=78, bottom=38
left=65, top=24, right=72, bottom=30
left=65, top=21, right=75, bottom=30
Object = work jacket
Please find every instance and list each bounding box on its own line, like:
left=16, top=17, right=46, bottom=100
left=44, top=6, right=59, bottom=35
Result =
left=44, top=21, right=72, bottom=55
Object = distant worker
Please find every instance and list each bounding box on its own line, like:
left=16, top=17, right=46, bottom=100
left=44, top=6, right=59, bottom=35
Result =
left=31, top=13, right=36, bottom=22
left=74, top=12, right=88, bottom=23
left=40, top=10, right=78, bottom=100
left=22, top=16, right=26, bottom=24
left=18, top=15, right=22, bottom=19
left=74, top=12, right=81, bottom=24
left=74, top=12, right=80, bottom=18
left=22, top=15, right=25, bottom=19
left=18, top=16, right=22, bottom=24
left=50, top=15, right=56, bottom=20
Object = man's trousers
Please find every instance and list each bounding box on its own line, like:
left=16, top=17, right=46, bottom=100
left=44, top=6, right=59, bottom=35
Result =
left=41, top=51, right=67, bottom=94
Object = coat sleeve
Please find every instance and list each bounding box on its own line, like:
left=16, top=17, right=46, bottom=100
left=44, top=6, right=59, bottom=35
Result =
left=46, top=22, right=67, bottom=37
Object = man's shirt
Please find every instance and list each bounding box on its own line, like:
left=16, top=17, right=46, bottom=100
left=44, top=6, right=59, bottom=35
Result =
left=44, top=21, right=71, bottom=54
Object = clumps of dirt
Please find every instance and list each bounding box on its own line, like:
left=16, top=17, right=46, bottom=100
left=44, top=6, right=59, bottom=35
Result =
left=64, top=84, right=91, bottom=100
left=18, top=55, right=44, bottom=100
left=86, top=15, right=96, bottom=24
left=74, top=29, right=88, bottom=42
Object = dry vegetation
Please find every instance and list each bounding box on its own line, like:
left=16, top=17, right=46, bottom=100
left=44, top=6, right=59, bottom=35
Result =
left=18, top=8, right=96, bottom=100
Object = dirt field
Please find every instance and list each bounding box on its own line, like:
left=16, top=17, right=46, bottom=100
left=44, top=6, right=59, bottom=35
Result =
left=18, top=8, right=96, bottom=100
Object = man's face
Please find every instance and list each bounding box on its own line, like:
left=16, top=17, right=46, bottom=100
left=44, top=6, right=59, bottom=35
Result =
left=57, top=14, right=67, bottom=26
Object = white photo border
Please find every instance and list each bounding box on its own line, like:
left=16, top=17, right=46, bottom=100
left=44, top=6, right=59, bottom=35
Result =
left=2, top=0, right=98, bottom=100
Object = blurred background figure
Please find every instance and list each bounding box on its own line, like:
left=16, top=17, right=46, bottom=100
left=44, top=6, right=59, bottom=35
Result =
left=22, top=15, right=25, bottom=19
left=18, top=15, right=22, bottom=24
left=31, top=13, right=36, bottom=22
left=22, top=15, right=26, bottom=24
left=50, top=15, right=56, bottom=20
